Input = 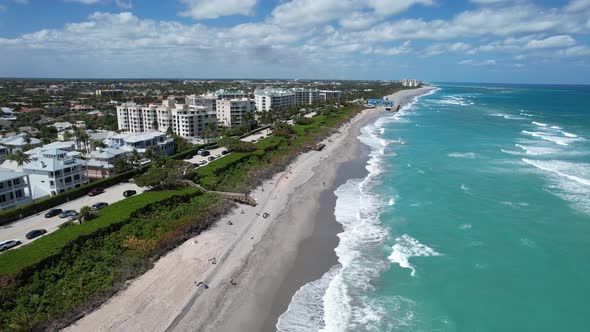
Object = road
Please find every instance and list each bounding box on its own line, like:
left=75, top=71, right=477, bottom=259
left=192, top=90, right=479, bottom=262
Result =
left=0, top=182, right=145, bottom=249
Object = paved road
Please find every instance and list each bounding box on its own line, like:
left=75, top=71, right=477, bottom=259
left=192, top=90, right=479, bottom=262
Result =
left=0, top=182, right=145, bottom=250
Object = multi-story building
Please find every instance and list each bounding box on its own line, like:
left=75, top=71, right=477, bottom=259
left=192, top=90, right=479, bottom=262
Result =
left=319, top=90, right=343, bottom=102
left=254, top=88, right=296, bottom=112
left=293, top=88, right=321, bottom=105
left=86, top=147, right=129, bottom=181
left=216, top=98, right=256, bottom=128
left=96, top=89, right=124, bottom=97
left=117, top=102, right=143, bottom=133
left=401, top=79, right=421, bottom=87
left=209, top=89, right=246, bottom=100
left=23, top=149, right=87, bottom=199
left=106, top=131, right=175, bottom=156
left=0, top=146, right=7, bottom=163
left=0, top=170, right=32, bottom=210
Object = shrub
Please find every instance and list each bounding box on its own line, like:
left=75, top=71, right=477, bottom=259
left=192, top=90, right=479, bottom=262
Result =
left=295, top=117, right=313, bottom=125
left=218, top=137, right=257, bottom=152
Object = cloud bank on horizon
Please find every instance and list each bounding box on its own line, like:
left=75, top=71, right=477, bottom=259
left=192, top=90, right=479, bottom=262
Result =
left=0, top=0, right=589, bottom=83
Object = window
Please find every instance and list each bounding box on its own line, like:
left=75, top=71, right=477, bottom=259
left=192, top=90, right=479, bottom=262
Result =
left=0, top=182, right=4, bottom=189
left=15, top=190, right=22, bottom=198
left=0, top=194, right=5, bottom=203
left=9, top=192, right=13, bottom=200
left=13, top=178, right=20, bottom=185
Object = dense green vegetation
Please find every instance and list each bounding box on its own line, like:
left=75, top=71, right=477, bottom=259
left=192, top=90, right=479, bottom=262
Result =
left=195, top=104, right=363, bottom=193
left=0, top=189, right=229, bottom=330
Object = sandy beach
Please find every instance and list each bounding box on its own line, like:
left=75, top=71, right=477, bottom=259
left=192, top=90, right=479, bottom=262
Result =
left=65, top=86, right=434, bottom=332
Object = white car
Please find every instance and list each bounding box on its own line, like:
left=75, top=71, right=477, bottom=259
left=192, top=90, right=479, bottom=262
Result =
left=0, top=239, right=22, bottom=252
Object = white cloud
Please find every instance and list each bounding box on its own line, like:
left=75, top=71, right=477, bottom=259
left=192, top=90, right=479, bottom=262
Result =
left=179, top=0, right=256, bottom=19
left=424, top=42, right=471, bottom=56
left=459, top=58, right=496, bottom=66
left=366, top=0, right=434, bottom=16
left=557, top=45, right=590, bottom=57
left=65, top=0, right=101, bottom=4
left=525, top=35, right=576, bottom=49
left=369, top=40, right=413, bottom=55
left=64, top=0, right=132, bottom=8
left=565, top=0, right=590, bottom=12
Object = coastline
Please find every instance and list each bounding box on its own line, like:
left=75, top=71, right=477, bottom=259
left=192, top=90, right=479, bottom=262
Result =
left=65, top=86, right=434, bottom=332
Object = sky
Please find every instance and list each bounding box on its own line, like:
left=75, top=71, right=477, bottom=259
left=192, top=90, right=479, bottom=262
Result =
left=0, top=0, right=589, bottom=84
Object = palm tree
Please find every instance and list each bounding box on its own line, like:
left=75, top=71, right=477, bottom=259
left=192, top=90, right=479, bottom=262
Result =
left=242, top=111, right=255, bottom=131
left=7, top=150, right=31, bottom=166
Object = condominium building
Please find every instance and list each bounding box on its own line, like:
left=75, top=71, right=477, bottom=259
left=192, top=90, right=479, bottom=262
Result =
left=319, top=90, right=343, bottom=102
left=293, top=88, right=321, bottom=105
left=254, top=88, right=296, bottom=112
left=117, top=96, right=217, bottom=138
left=209, top=89, right=246, bottom=100
left=217, top=98, right=256, bottom=128
left=0, top=170, right=32, bottom=210
left=23, top=149, right=87, bottom=199
left=401, top=79, right=421, bottom=87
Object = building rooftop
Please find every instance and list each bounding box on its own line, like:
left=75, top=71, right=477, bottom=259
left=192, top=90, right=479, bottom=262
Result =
left=0, top=169, right=28, bottom=182
left=23, top=155, right=86, bottom=172
left=254, top=88, right=294, bottom=97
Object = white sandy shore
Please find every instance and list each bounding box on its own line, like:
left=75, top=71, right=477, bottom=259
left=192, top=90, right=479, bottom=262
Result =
left=65, top=86, right=435, bottom=332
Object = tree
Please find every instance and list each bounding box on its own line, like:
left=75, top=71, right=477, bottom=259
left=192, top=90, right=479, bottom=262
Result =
left=7, top=150, right=31, bottom=166
left=172, top=134, right=192, bottom=152
left=241, top=111, right=256, bottom=131
left=218, top=137, right=257, bottom=152
left=78, top=206, right=96, bottom=223
left=92, top=139, right=106, bottom=149
left=134, top=159, right=191, bottom=190
left=152, top=119, right=158, bottom=131
left=273, top=122, right=295, bottom=138
left=166, top=126, right=174, bottom=136
left=202, top=122, right=218, bottom=142
left=113, top=156, right=131, bottom=174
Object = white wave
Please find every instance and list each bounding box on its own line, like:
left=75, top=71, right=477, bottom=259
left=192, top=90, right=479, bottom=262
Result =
left=522, top=159, right=590, bottom=215
left=551, top=126, right=562, bottom=130
left=461, top=184, right=470, bottom=191
left=501, top=148, right=522, bottom=156
left=561, top=131, right=578, bottom=138
left=532, top=121, right=548, bottom=127
left=448, top=152, right=477, bottom=159
left=515, top=144, right=559, bottom=156
left=388, top=234, right=442, bottom=277
left=388, top=197, right=395, bottom=206
left=459, top=223, right=472, bottom=230
left=522, top=159, right=590, bottom=186
left=520, top=111, right=534, bottom=117
left=520, top=238, right=537, bottom=248
left=276, top=266, right=339, bottom=332
left=521, top=130, right=581, bottom=146
left=489, top=113, right=524, bottom=120
left=500, top=201, right=529, bottom=207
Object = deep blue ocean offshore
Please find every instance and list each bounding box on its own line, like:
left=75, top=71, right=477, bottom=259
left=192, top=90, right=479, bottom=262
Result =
left=277, top=83, right=590, bottom=332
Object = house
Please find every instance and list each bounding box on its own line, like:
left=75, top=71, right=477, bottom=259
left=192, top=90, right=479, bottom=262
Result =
left=0, top=134, right=42, bottom=153
left=23, top=149, right=87, bottom=199
left=50, top=122, right=73, bottom=131
left=0, top=169, right=33, bottom=210
left=86, top=147, right=129, bottom=181
left=106, top=131, right=175, bottom=156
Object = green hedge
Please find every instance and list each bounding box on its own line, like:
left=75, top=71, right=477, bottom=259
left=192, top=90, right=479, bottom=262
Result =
left=0, top=169, right=139, bottom=227
left=0, top=187, right=198, bottom=276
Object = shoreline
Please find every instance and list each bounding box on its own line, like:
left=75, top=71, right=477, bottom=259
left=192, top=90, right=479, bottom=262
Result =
left=65, top=86, right=434, bottom=332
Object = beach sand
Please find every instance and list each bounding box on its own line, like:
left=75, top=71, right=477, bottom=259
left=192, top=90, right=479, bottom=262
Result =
left=65, top=86, right=434, bottom=332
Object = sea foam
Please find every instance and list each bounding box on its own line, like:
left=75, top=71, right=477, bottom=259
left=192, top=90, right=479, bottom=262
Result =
left=388, top=234, right=442, bottom=277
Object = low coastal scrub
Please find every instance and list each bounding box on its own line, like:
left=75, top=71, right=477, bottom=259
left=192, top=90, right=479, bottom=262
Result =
left=195, top=104, right=364, bottom=193
left=0, top=190, right=230, bottom=330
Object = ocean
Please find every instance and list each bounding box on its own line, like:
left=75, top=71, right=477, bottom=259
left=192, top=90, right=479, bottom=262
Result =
left=277, top=83, right=590, bottom=331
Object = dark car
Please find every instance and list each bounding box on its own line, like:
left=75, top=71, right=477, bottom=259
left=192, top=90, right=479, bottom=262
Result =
left=208, top=156, right=215, bottom=161
left=123, top=190, right=137, bottom=197
left=91, top=202, right=109, bottom=211
left=183, top=154, right=193, bottom=160
left=88, top=187, right=105, bottom=196
left=0, top=239, right=22, bottom=252
left=59, top=210, right=78, bottom=218
left=44, top=208, right=63, bottom=218
left=200, top=150, right=210, bottom=156
left=221, top=150, right=229, bottom=155
left=26, top=229, right=47, bottom=240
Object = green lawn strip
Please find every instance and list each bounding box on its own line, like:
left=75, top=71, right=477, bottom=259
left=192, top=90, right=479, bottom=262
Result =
left=0, top=187, right=198, bottom=276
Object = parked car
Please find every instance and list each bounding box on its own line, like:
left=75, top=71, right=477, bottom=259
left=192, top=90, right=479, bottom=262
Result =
left=183, top=154, right=193, bottom=160
left=44, top=208, right=63, bottom=218
left=88, top=187, right=105, bottom=196
left=59, top=210, right=78, bottom=218
left=0, top=239, right=22, bottom=252
left=250, top=139, right=257, bottom=143
left=200, top=150, right=210, bottom=156
left=123, top=190, right=137, bottom=197
left=26, top=229, right=47, bottom=240
left=208, top=156, right=215, bottom=161
left=215, top=153, right=222, bottom=158
left=197, top=149, right=204, bottom=155
left=91, top=202, right=109, bottom=210
left=199, top=160, right=207, bottom=165
left=221, top=150, right=229, bottom=155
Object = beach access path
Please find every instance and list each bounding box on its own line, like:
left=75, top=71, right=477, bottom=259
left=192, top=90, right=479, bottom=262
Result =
left=65, top=87, right=435, bottom=332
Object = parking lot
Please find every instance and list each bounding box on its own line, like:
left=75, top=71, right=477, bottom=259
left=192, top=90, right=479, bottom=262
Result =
left=0, top=182, right=145, bottom=250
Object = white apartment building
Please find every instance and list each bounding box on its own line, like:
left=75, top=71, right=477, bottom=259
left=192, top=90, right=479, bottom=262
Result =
left=0, top=170, right=32, bottom=210
left=23, top=149, right=87, bottom=199
left=209, top=89, right=246, bottom=100
left=217, top=98, right=256, bottom=128
left=401, top=79, right=421, bottom=87
left=319, top=90, right=343, bottom=102
left=293, top=88, right=321, bottom=105
left=116, top=102, right=143, bottom=133
left=254, top=88, right=296, bottom=112
left=106, top=131, right=175, bottom=156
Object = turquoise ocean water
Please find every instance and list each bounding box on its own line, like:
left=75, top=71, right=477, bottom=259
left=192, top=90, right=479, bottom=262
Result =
left=277, top=83, right=590, bottom=332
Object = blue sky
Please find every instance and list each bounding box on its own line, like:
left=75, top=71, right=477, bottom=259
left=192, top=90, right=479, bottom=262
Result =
left=0, top=0, right=589, bottom=83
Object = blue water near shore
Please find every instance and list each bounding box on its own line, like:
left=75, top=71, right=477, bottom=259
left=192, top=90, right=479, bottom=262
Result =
left=277, top=83, right=590, bottom=331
